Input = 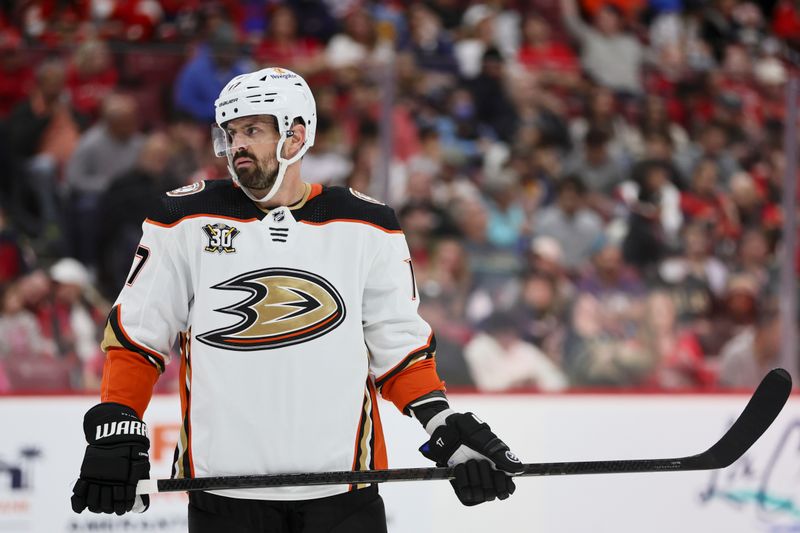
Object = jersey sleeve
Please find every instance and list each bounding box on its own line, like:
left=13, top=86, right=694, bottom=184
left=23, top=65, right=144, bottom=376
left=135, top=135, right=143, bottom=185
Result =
left=363, top=229, right=445, bottom=413
left=99, top=219, right=193, bottom=413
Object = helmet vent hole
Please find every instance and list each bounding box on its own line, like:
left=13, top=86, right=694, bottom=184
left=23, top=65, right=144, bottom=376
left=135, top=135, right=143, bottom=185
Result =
left=234, top=108, right=238, bottom=113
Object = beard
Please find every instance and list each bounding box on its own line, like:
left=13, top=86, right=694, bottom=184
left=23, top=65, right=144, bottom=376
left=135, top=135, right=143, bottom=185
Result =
left=233, top=151, right=279, bottom=193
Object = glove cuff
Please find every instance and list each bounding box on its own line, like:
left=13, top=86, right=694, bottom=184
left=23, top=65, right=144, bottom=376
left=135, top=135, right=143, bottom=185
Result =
left=83, top=402, right=149, bottom=447
left=424, top=408, right=456, bottom=436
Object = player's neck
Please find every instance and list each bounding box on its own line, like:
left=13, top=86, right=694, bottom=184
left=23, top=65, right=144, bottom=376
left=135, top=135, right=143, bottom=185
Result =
left=252, top=177, right=308, bottom=210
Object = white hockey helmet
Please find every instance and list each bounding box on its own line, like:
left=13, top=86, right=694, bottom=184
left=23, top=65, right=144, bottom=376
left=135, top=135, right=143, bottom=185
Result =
left=213, top=67, right=317, bottom=203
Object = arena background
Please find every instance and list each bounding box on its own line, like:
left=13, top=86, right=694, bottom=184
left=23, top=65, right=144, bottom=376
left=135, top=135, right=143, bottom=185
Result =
left=0, top=0, right=799, bottom=531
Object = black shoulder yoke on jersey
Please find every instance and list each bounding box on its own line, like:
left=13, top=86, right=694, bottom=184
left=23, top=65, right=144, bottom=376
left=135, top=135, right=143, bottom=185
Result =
left=294, top=186, right=401, bottom=232
left=146, top=180, right=265, bottom=225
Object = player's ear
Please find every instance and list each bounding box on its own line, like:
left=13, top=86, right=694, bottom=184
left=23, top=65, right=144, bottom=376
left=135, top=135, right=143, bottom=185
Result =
left=286, top=124, right=306, bottom=157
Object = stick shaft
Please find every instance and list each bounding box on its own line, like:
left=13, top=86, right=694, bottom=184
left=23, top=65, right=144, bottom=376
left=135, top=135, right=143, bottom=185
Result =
left=141, top=456, right=708, bottom=494
left=137, top=368, right=792, bottom=495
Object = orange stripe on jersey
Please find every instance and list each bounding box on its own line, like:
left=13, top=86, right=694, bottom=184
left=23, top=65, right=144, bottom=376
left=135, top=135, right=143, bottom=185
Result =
left=101, top=348, right=159, bottom=418
left=145, top=214, right=260, bottom=228
left=227, top=312, right=340, bottom=344
left=368, top=379, right=387, bottom=470
left=380, top=359, right=445, bottom=414
left=307, top=183, right=323, bottom=201
left=299, top=219, right=404, bottom=234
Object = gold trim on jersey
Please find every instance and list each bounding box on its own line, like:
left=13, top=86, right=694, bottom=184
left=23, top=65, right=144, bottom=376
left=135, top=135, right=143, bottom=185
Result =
left=173, top=330, right=194, bottom=479
left=101, top=305, right=167, bottom=372
left=254, top=182, right=312, bottom=215
left=351, top=381, right=375, bottom=490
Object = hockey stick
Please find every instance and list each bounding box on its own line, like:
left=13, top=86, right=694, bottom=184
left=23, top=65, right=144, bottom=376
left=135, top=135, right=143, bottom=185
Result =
left=137, top=368, right=792, bottom=494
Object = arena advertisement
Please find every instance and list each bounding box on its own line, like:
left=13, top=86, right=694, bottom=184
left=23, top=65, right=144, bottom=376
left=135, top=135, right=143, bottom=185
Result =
left=0, top=393, right=798, bottom=533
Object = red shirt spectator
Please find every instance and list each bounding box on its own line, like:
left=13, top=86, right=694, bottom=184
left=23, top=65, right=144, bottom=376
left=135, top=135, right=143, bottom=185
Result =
left=680, top=158, right=740, bottom=240
left=66, top=39, right=119, bottom=119
left=0, top=29, right=33, bottom=116
left=772, top=0, right=800, bottom=46
left=253, top=5, right=324, bottom=73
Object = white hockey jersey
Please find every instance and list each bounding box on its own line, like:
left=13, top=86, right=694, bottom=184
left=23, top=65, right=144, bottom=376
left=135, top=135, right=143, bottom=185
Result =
left=101, top=181, right=441, bottom=500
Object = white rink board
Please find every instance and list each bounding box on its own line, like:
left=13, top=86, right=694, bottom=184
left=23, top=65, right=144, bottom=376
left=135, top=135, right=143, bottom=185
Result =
left=0, top=392, right=798, bottom=533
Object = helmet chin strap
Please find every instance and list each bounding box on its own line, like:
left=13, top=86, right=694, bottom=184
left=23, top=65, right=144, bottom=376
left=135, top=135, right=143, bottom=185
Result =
left=228, top=136, right=307, bottom=204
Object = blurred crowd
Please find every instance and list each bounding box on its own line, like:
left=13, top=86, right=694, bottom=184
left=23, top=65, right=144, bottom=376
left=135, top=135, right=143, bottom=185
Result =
left=0, top=0, right=798, bottom=393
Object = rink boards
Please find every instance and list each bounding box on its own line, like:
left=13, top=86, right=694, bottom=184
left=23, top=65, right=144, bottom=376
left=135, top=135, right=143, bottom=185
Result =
left=0, top=391, right=798, bottom=533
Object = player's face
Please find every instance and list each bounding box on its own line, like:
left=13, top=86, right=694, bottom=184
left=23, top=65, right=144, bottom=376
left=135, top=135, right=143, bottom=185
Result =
left=225, top=116, right=281, bottom=192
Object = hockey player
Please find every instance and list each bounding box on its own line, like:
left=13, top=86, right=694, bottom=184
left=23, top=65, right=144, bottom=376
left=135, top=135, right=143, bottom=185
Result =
left=71, top=67, right=523, bottom=531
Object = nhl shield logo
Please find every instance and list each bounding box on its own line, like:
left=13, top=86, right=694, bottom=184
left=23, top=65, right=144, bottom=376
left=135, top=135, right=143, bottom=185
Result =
left=203, top=223, right=240, bottom=254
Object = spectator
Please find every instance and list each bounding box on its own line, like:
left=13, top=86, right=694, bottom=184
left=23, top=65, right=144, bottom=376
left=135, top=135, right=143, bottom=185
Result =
left=451, top=197, right=522, bottom=323
left=732, top=227, right=772, bottom=291
left=718, top=304, right=781, bottom=388
left=674, top=121, right=741, bottom=184
left=0, top=278, right=73, bottom=391
left=0, top=207, right=26, bottom=284
left=253, top=4, right=325, bottom=75
left=517, top=12, right=580, bottom=90
left=647, top=290, right=717, bottom=389
left=0, top=280, right=55, bottom=361
left=65, top=93, right=143, bottom=266
left=659, top=222, right=729, bottom=323
left=679, top=157, right=740, bottom=244
left=5, top=60, right=86, bottom=244
left=719, top=273, right=760, bottom=331
left=434, top=87, right=497, bottom=163
left=563, top=241, right=652, bottom=387
left=562, top=126, right=628, bottom=215
left=484, top=168, right=528, bottom=250
left=95, top=132, right=182, bottom=299
left=468, top=48, right=519, bottom=144
left=629, top=129, right=686, bottom=191
left=772, top=0, right=800, bottom=50
left=636, top=95, right=689, bottom=154
left=570, top=85, right=642, bottom=162
left=300, top=115, right=354, bottom=186
left=563, top=290, right=654, bottom=387
left=511, top=271, right=567, bottom=361
left=403, top=2, right=459, bottom=75
left=324, top=8, right=383, bottom=72
left=464, top=311, right=568, bottom=391
left=561, top=0, right=644, bottom=94
left=173, top=24, right=250, bottom=123
left=48, top=257, right=107, bottom=388
left=526, top=235, right=575, bottom=302
left=66, top=39, right=119, bottom=120
left=507, top=72, right=572, bottom=151
left=417, top=238, right=475, bottom=387
left=0, top=28, right=34, bottom=116
left=620, top=159, right=683, bottom=271
left=417, top=291, right=474, bottom=387
left=576, top=239, right=646, bottom=299
left=454, top=4, right=500, bottom=79
left=164, top=113, right=207, bottom=185
left=534, top=175, right=604, bottom=272
left=728, top=171, right=764, bottom=230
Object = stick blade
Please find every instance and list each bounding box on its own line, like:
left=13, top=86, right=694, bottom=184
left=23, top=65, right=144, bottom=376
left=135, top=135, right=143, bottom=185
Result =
left=702, top=368, right=792, bottom=468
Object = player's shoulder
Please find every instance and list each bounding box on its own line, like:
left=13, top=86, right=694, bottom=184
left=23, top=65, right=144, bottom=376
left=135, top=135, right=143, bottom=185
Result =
left=295, top=186, right=401, bottom=233
left=145, top=180, right=261, bottom=227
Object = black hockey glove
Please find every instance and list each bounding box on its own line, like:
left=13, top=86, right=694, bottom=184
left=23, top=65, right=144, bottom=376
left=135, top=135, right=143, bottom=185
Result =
left=71, top=402, right=150, bottom=515
left=419, top=410, right=523, bottom=506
